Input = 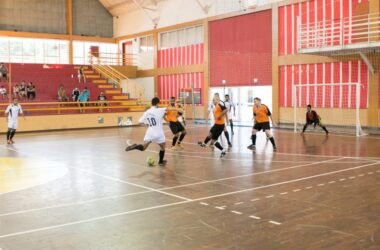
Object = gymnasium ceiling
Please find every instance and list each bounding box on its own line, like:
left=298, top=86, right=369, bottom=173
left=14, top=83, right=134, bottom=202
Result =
left=99, top=0, right=166, bottom=16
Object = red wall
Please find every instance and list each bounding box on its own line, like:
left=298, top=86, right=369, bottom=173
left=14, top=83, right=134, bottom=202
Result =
left=279, top=61, right=368, bottom=109
left=209, top=10, right=272, bottom=87
left=158, top=72, right=204, bottom=104
left=279, top=0, right=368, bottom=55
left=158, top=44, right=204, bottom=68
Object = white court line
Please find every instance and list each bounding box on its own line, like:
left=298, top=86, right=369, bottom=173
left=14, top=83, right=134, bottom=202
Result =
left=269, top=221, right=282, bottom=225
left=293, top=189, right=301, bottom=192
left=305, top=186, right=313, bottom=189
left=199, top=202, right=209, bottom=206
left=368, top=172, right=374, bottom=175
left=358, top=174, right=365, bottom=177
left=266, top=195, right=275, bottom=198
left=328, top=181, right=336, bottom=184
left=251, top=198, right=260, bottom=202
left=1, top=161, right=378, bottom=239
left=280, top=192, right=288, bottom=195
left=317, top=184, right=325, bottom=186
left=193, top=162, right=380, bottom=201
left=249, top=215, right=261, bottom=220
left=340, top=178, right=346, bottom=181
left=0, top=190, right=152, bottom=217
left=0, top=200, right=191, bottom=239
left=234, top=202, right=244, bottom=205
left=160, top=157, right=348, bottom=191
left=215, top=206, right=225, bottom=210
left=231, top=211, right=242, bottom=215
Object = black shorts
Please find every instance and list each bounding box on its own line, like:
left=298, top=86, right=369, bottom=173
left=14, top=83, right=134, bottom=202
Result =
left=253, top=122, right=270, bottom=131
left=210, top=124, right=225, bottom=140
left=169, top=121, right=185, bottom=134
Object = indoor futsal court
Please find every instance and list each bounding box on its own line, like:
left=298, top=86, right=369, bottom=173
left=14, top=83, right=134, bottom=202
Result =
left=1, top=0, right=380, bottom=249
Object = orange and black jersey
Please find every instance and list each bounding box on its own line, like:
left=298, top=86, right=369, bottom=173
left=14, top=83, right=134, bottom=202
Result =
left=253, top=104, right=271, bottom=123
left=166, top=105, right=183, bottom=122
left=214, top=102, right=227, bottom=125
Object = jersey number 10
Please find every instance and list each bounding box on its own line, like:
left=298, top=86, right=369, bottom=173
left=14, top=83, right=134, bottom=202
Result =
left=147, top=118, right=157, bottom=126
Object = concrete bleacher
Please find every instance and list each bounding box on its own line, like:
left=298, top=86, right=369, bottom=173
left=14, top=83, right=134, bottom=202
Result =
left=0, top=64, right=135, bottom=115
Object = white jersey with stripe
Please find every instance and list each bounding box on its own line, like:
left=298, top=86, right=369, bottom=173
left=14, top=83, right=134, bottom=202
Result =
left=224, top=100, right=234, bottom=118
left=5, top=104, right=23, bottom=120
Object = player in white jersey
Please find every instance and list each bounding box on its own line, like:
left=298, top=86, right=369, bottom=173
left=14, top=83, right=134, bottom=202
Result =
left=5, top=98, right=24, bottom=144
left=224, top=94, right=235, bottom=135
left=125, top=97, right=168, bottom=166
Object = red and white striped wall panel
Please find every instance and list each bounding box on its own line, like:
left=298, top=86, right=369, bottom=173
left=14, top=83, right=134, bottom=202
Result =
left=279, top=0, right=368, bottom=55
left=279, top=61, right=368, bottom=109
left=158, top=72, right=204, bottom=104
left=158, top=44, right=204, bottom=68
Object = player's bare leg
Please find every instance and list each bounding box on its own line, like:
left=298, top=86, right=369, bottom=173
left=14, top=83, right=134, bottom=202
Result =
left=265, top=130, right=277, bottom=151
left=176, top=130, right=186, bottom=149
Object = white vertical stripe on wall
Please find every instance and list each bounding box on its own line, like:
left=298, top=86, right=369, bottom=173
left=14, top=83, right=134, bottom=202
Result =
left=291, top=4, right=294, bottom=54
left=348, top=61, right=352, bottom=108
left=291, top=65, right=294, bottom=107
left=330, top=63, right=334, bottom=108
left=314, top=64, right=317, bottom=107
left=340, top=0, right=343, bottom=45
left=331, top=0, right=334, bottom=46
left=306, top=64, right=310, bottom=104
left=339, top=62, right=343, bottom=108
left=322, top=63, right=326, bottom=107
left=284, top=5, right=287, bottom=55
left=284, top=65, right=287, bottom=106
left=298, top=64, right=302, bottom=107
left=349, top=0, right=352, bottom=43
left=358, top=60, right=361, bottom=108
left=306, top=1, right=309, bottom=48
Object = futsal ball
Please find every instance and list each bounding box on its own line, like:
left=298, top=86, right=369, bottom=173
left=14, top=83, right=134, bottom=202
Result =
left=146, top=156, right=156, bottom=167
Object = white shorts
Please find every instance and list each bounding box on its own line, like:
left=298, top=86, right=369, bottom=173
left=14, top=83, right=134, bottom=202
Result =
left=8, top=119, right=18, bottom=129
left=144, top=131, right=166, bottom=144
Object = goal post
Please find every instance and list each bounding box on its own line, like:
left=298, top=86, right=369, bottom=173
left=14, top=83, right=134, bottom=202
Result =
left=293, top=82, right=366, bottom=137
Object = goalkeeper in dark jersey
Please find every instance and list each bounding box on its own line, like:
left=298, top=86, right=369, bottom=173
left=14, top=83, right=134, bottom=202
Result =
left=301, top=105, right=329, bottom=135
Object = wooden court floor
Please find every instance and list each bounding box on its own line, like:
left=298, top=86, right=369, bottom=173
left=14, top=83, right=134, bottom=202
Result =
left=0, top=124, right=379, bottom=249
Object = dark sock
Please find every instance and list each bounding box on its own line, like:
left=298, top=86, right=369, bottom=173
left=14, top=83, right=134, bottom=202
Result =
left=251, top=134, right=256, bottom=146
left=6, top=130, right=11, bottom=140
left=214, top=142, right=224, bottom=151
left=178, top=133, right=186, bottom=143
left=172, top=136, right=178, bottom=146
left=302, top=124, right=307, bottom=132
left=230, top=122, right=234, bottom=133
left=204, top=137, right=211, bottom=144
left=269, top=137, right=276, bottom=147
left=224, top=131, right=231, bottom=144
left=10, top=130, right=16, bottom=140
left=159, top=150, right=165, bottom=163
left=136, top=144, right=145, bottom=151
left=322, top=126, right=328, bottom=133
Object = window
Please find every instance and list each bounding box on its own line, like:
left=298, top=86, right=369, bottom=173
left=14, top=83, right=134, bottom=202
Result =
left=139, top=35, right=153, bottom=53
left=159, top=25, right=204, bottom=49
left=73, top=41, right=118, bottom=65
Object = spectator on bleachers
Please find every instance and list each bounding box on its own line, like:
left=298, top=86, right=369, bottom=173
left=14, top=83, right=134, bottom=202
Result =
left=19, top=81, right=27, bottom=100
left=72, top=87, right=80, bottom=101
left=78, top=88, right=90, bottom=113
left=13, top=84, right=20, bottom=99
left=78, top=66, right=86, bottom=83
left=0, top=86, right=8, bottom=100
left=27, top=82, right=36, bottom=100
left=58, top=84, right=68, bottom=102
left=97, top=92, right=108, bottom=112
left=0, top=63, right=8, bottom=82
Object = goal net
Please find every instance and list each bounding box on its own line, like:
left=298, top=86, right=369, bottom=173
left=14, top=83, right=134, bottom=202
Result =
left=293, top=82, right=366, bottom=136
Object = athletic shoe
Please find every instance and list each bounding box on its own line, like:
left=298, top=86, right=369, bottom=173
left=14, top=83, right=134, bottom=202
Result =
left=177, top=144, right=184, bottom=149
left=198, top=141, right=206, bottom=148
left=171, top=146, right=177, bottom=151
left=220, top=150, right=227, bottom=158
left=273, top=146, right=277, bottom=151
left=247, top=144, right=255, bottom=150
left=158, top=160, right=167, bottom=166
left=125, top=144, right=138, bottom=151
left=228, top=142, right=232, bottom=147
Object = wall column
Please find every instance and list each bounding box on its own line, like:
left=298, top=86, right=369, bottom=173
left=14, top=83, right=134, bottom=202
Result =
left=367, top=0, right=379, bottom=127
left=272, top=4, right=279, bottom=123
left=66, top=0, right=73, bottom=64
left=153, top=32, right=159, bottom=97
left=203, top=19, right=210, bottom=119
